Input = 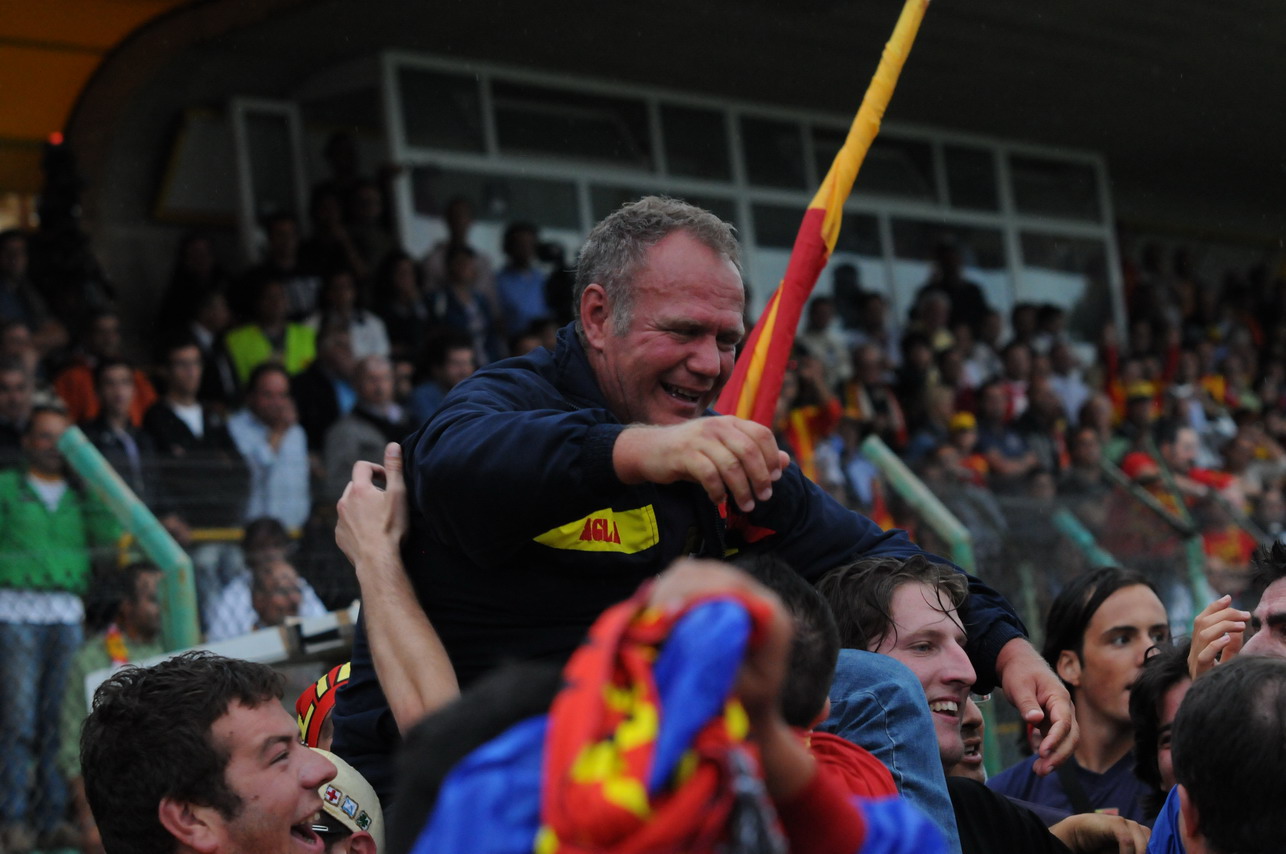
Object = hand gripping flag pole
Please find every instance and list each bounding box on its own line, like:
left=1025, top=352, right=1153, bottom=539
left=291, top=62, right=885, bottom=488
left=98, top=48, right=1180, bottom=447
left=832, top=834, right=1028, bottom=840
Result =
left=716, top=0, right=932, bottom=426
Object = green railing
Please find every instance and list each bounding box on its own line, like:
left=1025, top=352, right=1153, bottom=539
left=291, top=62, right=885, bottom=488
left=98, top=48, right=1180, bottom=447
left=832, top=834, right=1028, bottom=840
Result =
left=58, top=426, right=200, bottom=650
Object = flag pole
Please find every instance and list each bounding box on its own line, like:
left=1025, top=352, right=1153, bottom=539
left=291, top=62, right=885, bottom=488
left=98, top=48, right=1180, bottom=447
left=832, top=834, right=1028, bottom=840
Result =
left=717, top=0, right=932, bottom=426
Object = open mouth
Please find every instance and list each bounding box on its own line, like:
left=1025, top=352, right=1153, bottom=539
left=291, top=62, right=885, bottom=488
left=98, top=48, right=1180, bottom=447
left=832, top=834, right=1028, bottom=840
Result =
left=960, top=738, right=982, bottom=764
left=929, top=700, right=960, bottom=717
left=290, top=815, right=325, bottom=852
left=661, top=382, right=703, bottom=404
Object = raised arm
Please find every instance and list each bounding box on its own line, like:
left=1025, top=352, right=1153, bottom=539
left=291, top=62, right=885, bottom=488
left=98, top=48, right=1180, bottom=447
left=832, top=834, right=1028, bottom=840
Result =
left=336, top=443, right=459, bottom=732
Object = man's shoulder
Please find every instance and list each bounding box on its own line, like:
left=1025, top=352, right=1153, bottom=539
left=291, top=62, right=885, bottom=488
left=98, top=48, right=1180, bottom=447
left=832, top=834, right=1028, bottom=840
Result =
left=986, top=754, right=1042, bottom=795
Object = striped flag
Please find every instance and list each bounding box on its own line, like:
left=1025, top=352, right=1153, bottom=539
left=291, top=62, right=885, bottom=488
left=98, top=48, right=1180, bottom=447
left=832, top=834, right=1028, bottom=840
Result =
left=717, top=0, right=931, bottom=426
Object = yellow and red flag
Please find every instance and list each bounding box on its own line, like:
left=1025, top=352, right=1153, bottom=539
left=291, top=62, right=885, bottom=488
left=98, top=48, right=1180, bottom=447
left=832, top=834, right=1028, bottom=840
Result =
left=717, top=0, right=931, bottom=426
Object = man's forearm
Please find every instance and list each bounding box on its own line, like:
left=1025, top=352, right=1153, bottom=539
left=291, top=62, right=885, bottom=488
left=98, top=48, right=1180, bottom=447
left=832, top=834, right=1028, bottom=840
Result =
left=357, top=549, right=459, bottom=732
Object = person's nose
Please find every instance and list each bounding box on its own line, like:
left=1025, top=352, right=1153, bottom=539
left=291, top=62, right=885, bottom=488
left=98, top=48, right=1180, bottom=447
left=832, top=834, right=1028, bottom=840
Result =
left=686, top=335, right=722, bottom=380
left=945, top=642, right=977, bottom=689
left=304, top=752, right=336, bottom=789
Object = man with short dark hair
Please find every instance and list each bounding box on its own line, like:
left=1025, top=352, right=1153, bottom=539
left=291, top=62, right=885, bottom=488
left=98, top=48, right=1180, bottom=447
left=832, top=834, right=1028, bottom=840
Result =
left=323, top=355, right=409, bottom=503
left=80, top=650, right=335, bottom=854
left=143, top=339, right=249, bottom=529
left=53, top=309, right=157, bottom=426
left=59, top=563, right=166, bottom=854
left=406, top=330, right=475, bottom=424
left=228, top=363, right=310, bottom=530
left=1166, top=657, right=1286, bottom=854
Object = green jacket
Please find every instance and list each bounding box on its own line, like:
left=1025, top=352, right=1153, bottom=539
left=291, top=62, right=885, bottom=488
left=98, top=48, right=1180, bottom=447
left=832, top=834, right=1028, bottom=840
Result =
left=225, top=322, right=317, bottom=384
left=0, top=469, right=121, bottom=593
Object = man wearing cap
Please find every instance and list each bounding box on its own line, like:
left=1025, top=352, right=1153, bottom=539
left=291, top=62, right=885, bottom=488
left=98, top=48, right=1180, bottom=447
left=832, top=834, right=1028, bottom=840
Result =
left=312, top=749, right=383, bottom=854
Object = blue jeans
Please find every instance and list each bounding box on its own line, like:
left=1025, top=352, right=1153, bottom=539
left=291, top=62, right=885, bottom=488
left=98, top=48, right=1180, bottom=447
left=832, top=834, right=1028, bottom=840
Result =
left=0, top=621, right=82, bottom=832
left=821, top=649, right=963, bottom=854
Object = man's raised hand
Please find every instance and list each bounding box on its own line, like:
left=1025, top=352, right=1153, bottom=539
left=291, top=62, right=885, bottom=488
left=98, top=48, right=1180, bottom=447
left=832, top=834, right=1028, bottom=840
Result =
left=336, top=442, right=409, bottom=570
left=613, top=416, right=790, bottom=512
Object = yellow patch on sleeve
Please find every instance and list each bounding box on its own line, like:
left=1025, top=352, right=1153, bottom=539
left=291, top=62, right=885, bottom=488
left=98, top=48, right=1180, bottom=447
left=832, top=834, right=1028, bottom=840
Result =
left=533, top=505, right=660, bottom=554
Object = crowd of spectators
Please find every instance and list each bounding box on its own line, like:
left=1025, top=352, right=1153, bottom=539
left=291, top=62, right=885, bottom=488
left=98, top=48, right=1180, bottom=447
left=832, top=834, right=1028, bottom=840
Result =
left=2, top=145, right=1285, bottom=851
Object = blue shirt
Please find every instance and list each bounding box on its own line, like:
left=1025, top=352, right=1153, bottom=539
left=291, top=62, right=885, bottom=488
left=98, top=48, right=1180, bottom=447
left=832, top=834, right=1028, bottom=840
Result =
left=495, top=266, right=549, bottom=334
left=1146, top=787, right=1183, bottom=854
left=987, top=752, right=1156, bottom=826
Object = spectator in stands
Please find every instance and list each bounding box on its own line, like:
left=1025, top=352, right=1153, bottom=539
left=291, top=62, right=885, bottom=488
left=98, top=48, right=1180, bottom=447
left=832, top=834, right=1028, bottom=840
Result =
left=53, top=309, right=157, bottom=426
left=422, top=195, right=497, bottom=305
left=188, top=288, right=239, bottom=409
left=207, top=555, right=311, bottom=642
left=1009, top=303, right=1040, bottom=351
left=81, top=357, right=164, bottom=511
left=309, top=268, right=390, bottom=361
left=818, top=555, right=1149, bottom=854
left=345, top=180, right=395, bottom=283
left=143, top=338, right=249, bottom=530
left=323, top=355, right=409, bottom=503
left=0, top=319, right=42, bottom=383
left=988, top=567, right=1169, bottom=822
left=843, top=341, right=907, bottom=449
left=799, top=295, right=853, bottom=392
left=848, top=290, right=902, bottom=370
left=910, top=290, right=955, bottom=355
left=80, top=651, right=336, bottom=854
left=238, top=212, right=321, bottom=321
left=895, top=331, right=938, bottom=431
left=0, top=405, right=121, bottom=853
left=494, top=221, right=550, bottom=338
left=1127, top=640, right=1191, bottom=821
left=203, top=517, right=326, bottom=641
left=432, top=243, right=503, bottom=366
left=312, top=749, right=384, bottom=854
left=1014, top=379, right=1070, bottom=476
left=0, top=358, right=34, bottom=465
left=1058, top=426, right=1112, bottom=530
left=1032, top=304, right=1067, bottom=355
left=1106, top=382, right=1157, bottom=462
left=998, top=341, right=1033, bottom=420
left=917, top=240, right=990, bottom=336
left=225, top=271, right=317, bottom=385
left=831, top=262, right=864, bottom=334
left=58, top=563, right=165, bottom=854
left=300, top=186, right=369, bottom=284
left=975, top=379, right=1038, bottom=493
left=156, top=230, right=231, bottom=334
left=228, top=364, right=310, bottom=531
left=1048, top=340, right=1090, bottom=424
left=407, top=330, right=475, bottom=426
left=904, top=385, right=956, bottom=465
left=373, top=251, right=431, bottom=361
left=0, top=229, right=64, bottom=357
left=293, top=324, right=356, bottom=453
left=0, top=230, right=44, bottom=330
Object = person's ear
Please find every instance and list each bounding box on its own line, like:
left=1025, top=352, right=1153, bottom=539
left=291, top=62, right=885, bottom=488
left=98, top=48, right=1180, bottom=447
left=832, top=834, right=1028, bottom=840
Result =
left=1055, top=650, right=1082, bottom=688
left=580, top=284, right=612, bottom=351
left=350, top=830, right=378, bottom=854
left=158, top=797, right=221, bottom=854
left=1177, top=785, right=1201, bottom=847
left=808, top=697, right=832, bottom=730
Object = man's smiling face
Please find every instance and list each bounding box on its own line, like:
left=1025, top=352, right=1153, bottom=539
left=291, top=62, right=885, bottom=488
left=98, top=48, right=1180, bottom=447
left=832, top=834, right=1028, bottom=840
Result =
left=871, top=581, right=977, bottom=767
left=205, top=700, right=335, bottom=854
left=585, top=230, right=744, bottom=426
